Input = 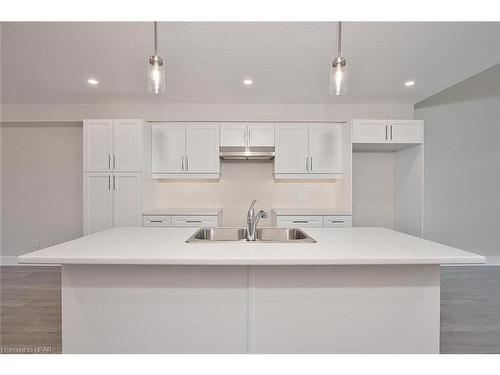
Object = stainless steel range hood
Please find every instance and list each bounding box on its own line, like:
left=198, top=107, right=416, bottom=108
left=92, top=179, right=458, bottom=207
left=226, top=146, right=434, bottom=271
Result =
left=219, top=146, right=275, bottom=160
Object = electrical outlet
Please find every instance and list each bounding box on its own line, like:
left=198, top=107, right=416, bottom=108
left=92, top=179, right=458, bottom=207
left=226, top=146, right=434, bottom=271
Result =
left=298, top=192, right=310, bottom=201
left=184, top=190, right=193, bottom=199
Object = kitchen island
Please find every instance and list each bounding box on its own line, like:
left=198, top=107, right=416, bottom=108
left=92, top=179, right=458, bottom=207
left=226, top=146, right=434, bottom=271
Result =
left=18, top=227, right=484, bottom=354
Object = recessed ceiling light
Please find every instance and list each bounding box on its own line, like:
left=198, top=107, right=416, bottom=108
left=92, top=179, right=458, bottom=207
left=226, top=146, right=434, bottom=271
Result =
left=404, top=80, right=415, bottom=87
left=87, top=78, right=99, bottom=85
left=243, top=79, right=253, bottom=86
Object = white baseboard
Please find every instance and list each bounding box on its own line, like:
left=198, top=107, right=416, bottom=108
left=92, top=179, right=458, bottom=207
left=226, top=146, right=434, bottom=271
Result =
left=0, top=255, right=60, bottom=266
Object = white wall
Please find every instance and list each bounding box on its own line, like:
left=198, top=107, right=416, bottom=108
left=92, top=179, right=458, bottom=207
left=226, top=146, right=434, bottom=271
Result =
left=415, top=64, right=500, bottom=257
left=1, top=102, right=413, bottom=258
left=352, top=152, right=395, bottom=229
left=0, top=125, right=83, bottom=257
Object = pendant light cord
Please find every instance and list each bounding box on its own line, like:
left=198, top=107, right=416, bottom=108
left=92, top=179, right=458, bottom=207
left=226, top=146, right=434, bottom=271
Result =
left=337, top=21, right=342, bottom=56
left=154, top=21, right=158, bottom=56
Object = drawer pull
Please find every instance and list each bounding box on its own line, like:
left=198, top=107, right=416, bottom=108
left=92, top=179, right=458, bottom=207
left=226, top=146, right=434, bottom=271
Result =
left=186, top=220, right=202, bottom=223
left=292, top=220, right=309, bottom=223
left=330, top=220, right=344, bottom=223
left=149, top=220, right=164, bottom=223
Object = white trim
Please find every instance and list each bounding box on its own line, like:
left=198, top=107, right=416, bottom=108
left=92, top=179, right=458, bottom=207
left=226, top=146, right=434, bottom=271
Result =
left=441, top=256, right=500, bottom=267
left=0, top=255, right=60, bottom=266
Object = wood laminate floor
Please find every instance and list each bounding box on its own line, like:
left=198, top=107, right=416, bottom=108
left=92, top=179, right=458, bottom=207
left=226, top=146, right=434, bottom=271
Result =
left=0, top=266, right=61, bottom=354
left=1, top=265, right=499, bottom=354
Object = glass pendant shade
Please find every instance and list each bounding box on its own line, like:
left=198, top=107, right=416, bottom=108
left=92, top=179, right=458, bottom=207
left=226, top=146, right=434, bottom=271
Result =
left=330, top=58, right=347, bottom=96
left=148, top=55, right=165, bottom=95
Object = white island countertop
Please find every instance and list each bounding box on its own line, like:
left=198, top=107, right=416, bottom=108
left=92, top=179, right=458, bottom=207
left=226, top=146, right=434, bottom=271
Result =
left=18, top=227, right=484, bottom=266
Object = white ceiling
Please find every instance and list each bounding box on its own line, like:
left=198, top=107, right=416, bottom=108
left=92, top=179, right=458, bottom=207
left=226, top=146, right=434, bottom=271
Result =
left=1, top=22, right=499, bottom=104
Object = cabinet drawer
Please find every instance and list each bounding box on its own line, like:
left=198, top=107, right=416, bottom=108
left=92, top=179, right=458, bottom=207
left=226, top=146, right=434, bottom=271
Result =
left=143, top=215, right=171, bottom=227
left=171, top=215, right=218, bottom=227
left=276, top=216, right=324, bottom=228
left=324, top=215, right=352, bottom=227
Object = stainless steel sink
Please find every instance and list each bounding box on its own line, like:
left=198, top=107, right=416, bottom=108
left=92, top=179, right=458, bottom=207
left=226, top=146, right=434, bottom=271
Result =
left=186, top=227, right=316, bottom=243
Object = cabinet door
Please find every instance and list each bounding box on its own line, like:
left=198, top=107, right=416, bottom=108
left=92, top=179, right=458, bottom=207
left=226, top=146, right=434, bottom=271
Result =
left=352, top=120, right=388, bottom=143
left=220, top=123, right=247, bottom=147
left=84, top=173, right=113, bottom=235
left=113, top=119, right=142, bottom=172
left=248, top=123, right=275, bottom=146
left=276, top=216, right=324, bottom=228
left=113, top=173, right=142, bottom=227
left=185, top=123, right=220, bottom=174
left=151, top=123, right=186, bottom=174
left=388, top=120, right=423, bottom=143
left=309, top=124, right=343, bottom=174
left=83, top=120, right=113, bottom=171
left=275, top=124, right=309, bottom=174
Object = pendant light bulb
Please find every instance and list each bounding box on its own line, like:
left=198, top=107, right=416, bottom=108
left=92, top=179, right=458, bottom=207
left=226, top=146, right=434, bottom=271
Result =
left=330, top=21, right=347, bottom=96
left=148, top=22, right=166, bottom=95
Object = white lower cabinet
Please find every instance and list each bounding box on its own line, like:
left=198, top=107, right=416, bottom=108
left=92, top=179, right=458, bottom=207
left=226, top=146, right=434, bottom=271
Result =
left=143, top=215, right=220, bottom=228
left=275, top=214, right=352, bottom=228
left=84, top=173, right=142, bottom=235
left=275, top=216, right=324, bottom=228
left=84, top=174, right=114, bottom=235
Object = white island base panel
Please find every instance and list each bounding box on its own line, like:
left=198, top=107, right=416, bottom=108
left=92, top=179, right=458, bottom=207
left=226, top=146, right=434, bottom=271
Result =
left=62, top=264, right=440, bottom=353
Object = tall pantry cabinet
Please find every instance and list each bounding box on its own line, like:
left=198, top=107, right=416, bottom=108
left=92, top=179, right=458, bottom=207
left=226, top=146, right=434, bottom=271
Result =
left=83, top=119, right=143, bottom=235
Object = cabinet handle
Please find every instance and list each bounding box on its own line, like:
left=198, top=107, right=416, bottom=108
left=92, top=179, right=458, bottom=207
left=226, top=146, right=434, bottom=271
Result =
left=310, top=157, right=313, bottom=171
left=305, top=157, right=308, bottom=171
left=248, top=128, right=251, bottom=145
left=293, top=220, right=309, bottom=223
left=113, top=153, right=116, bottom=169
left=149, top=220, right=164, bottom=223
left=330, top=220, right=344, bottom=223
left=181, top=156, right=184, bottom=171
left=108, top=175, right=111, bottom=191
left=108, top=154, right=111, bottom=169
left=113, top=175, right=116, bottom=190
left=186, top=220, right=202, bottom=223
left=385, top=125, right=388, bottom=141
left=186, top=156, right=189, bottom=171
left=390, top=125, right=393, bottom=141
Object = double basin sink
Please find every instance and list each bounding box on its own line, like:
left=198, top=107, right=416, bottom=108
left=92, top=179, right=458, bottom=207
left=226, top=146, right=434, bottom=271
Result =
left=186, top=227, right=316, bottom=243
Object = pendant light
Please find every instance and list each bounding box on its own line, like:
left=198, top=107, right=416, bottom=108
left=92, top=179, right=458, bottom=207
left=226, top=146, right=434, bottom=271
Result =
left=330, top=21, right=347, bottom=96
left=148, top=21, right=166, bottom=95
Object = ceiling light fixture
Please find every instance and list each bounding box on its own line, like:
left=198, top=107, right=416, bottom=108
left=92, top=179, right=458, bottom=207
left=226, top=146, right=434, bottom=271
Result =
left=330, top=21, right=347, bottom=96
left=243, top=79, right=253, bottom=86
left=87, top=78, right=98, bottom=85
left=404, top=80, right=416, bottom=87
left=148, top=21, right=166, bottom=95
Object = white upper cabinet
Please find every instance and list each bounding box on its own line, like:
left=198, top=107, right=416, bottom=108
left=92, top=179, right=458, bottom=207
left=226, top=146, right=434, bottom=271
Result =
left=152, top=123, right=186, bottom=174
left=248, top=123, right=274, bottom=146
left=84, top=119, right=142, bottom=172
left=388, top=120, right=424, bottom=143
left=352, top=119, right=423, bottom=144
left=275, top=123, right=309, bottom=174
left=113, top=120, right=143, bottom=172
left=186, top=123, right=220, bottom=173
left=152, top=122, right=220, bottom=178
left=352, top=120, right=388, bottom=143
left=220, top=123, right=247, bottom=147
left=84, top=120, right=114, bottom=171
left=220, top=123, right=274, bottom=147
left=308, top=124, right=343, bottom=174
left=275, top=123, right=343, bottom=179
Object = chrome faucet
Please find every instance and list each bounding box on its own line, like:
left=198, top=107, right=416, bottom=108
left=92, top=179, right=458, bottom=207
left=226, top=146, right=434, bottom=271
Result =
left=246, top=199, right=268, bottom=241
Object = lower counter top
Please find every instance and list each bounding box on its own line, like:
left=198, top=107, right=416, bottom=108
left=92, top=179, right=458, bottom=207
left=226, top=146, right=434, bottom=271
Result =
left=143, top=207, right=222, bottom=216
left=18, top=227, right=484, bottom=266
